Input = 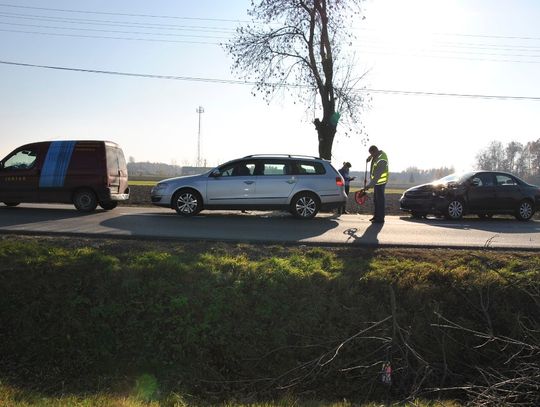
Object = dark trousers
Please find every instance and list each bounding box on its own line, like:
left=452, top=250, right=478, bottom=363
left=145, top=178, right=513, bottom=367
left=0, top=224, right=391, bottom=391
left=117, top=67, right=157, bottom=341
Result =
left=340, top=184, right=350, bottom=213
left=373, top=183, right=386, bottom=221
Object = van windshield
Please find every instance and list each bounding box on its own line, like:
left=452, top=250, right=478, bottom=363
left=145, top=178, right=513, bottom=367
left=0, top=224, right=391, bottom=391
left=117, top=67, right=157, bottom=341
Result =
left=4, top=149, right=38, bottom=170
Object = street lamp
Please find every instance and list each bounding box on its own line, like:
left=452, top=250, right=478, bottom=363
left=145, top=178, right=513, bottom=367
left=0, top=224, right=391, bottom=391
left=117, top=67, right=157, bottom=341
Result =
left=196, top=106, right=204, bottom=167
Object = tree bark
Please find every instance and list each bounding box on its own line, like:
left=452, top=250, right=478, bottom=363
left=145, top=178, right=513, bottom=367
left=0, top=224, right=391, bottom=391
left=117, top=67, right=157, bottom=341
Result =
left=315, top=119, right=336, bottom=160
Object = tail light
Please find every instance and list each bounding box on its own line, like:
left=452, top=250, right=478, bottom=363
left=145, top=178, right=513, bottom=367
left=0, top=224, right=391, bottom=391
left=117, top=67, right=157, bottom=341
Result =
left=336, top=177, right=344, bottom=187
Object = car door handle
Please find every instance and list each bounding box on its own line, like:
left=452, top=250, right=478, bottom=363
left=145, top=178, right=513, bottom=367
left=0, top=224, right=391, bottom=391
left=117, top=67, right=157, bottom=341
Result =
left=244, top=180, right=254, bottom=185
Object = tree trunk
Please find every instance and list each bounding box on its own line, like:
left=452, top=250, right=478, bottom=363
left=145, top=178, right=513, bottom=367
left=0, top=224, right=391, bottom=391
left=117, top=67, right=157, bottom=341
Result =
left=316, top=122, right=336, bottom=160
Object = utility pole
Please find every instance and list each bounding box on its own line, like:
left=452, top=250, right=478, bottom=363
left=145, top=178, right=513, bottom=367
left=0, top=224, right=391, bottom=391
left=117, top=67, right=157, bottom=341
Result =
left=196, top=106, right=204, bottom=167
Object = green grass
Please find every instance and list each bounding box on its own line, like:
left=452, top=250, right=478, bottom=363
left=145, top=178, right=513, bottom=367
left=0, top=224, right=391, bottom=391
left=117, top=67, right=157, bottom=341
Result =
left=0, top=382, right=461, bottom=407
left=129, top=180, right=157, bottom=186
left=350, top=186, right=405, bottom=194
left=0, top=237, right=538, bottom=406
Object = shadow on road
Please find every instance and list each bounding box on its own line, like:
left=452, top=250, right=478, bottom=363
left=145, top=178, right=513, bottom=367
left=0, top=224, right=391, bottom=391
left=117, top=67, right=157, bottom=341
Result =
left=342, top=222, right=384, bottom=245
left=100, top=210, right=341, bottom=242
left=399, top=215, right=540, bottom=234
left=0, top=205, right=100, bottom=227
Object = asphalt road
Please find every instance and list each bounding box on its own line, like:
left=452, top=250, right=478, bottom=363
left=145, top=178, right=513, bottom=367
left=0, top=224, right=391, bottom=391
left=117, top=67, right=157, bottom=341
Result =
left=1, top=204, right=540, bottom=249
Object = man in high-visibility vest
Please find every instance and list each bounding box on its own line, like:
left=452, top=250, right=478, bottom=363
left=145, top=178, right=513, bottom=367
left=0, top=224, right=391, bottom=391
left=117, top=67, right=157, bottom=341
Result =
left=363, top=145, right=389, bottom=223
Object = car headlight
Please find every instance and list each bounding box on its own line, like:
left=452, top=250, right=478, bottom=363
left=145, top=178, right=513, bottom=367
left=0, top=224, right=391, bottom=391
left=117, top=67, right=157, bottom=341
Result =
left=152, top=182, right=169, bottom=194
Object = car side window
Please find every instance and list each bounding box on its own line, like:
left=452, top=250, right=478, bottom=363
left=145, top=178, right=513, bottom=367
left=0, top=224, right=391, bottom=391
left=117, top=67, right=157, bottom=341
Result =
left=496, top=175, right=517, bottom=186
left=471, top=176, right=483, bottom=186
left=219, top=161, right=254, bottom=177
left=472, top=173, right=494, bottom=186
left=258, top=161, right=289, bottom=176
left=294, top=161, right=326, bottom=175
left=3, top=149, right=38, bottom=170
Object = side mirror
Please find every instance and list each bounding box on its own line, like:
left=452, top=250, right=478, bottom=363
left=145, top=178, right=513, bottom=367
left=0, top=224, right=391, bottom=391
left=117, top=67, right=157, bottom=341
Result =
left=210, top=169, right=221, bottom=178
left=471, top=179, right=480, bottom=187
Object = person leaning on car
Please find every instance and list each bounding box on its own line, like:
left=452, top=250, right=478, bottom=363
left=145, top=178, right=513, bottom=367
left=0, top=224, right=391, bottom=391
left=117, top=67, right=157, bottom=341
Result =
left=361, top=145, right=389, bottom=223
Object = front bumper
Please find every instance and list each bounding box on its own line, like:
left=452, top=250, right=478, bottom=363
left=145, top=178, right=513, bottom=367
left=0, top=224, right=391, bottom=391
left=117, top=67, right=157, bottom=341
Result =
left=399, top=196, right=448, bottom=214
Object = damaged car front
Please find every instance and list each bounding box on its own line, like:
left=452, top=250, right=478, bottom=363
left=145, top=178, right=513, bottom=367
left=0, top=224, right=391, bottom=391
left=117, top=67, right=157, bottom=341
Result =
left=399, top=172, right=472, bottom=219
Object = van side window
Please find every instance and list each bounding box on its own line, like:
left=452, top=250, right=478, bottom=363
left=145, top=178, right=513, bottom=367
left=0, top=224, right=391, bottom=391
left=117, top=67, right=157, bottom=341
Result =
left=3, top=149, right=38, bottom=170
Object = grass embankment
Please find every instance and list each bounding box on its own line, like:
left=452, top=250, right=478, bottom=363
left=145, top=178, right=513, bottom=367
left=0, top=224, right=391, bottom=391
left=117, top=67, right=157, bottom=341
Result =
left=0, top=237, right=538, bottom=406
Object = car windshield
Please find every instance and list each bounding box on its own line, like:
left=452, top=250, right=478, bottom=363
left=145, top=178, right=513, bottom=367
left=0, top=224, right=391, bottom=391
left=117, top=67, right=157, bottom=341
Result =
left=432, top=172, right=473, bottom=185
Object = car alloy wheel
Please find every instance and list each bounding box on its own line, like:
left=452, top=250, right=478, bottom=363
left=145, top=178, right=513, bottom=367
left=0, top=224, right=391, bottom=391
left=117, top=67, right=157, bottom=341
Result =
left=446, top=200, right=464, bottom=220
left=291, top=193, right=319, bottom=219
left=173, top=189, right=201, bottom=216
left=516, top=200, right=533, bottom=221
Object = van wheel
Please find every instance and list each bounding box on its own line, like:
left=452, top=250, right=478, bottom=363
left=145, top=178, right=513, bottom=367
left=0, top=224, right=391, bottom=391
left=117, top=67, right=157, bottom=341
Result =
left=99, top=201, right=118, bottom=210
left=73, top=189, right=98, bottom=212
left=290, top=192, right=320, bottom=219
left=3, top=202, right=20, bottom=207
left=172, top=189, right=202, bottom=216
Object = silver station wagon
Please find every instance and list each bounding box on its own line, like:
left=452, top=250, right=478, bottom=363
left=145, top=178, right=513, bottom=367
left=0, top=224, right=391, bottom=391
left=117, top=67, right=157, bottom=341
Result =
left=150, top=154, right=347, bottom=219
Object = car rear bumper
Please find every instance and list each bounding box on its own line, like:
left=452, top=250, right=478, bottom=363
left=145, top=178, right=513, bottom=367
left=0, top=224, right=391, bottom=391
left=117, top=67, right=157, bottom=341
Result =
left=107, top=187, right=130, bottom=201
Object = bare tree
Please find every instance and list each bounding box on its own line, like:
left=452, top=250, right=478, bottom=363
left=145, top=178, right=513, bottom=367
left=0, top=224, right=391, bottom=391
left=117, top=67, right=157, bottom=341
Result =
left=226, top=0, right=368, bottom=160
left=476, top=141, right=505, bottom=171
left=504, top=141, right=523, bottom=173
left=526, top=139, right=540, bottom=176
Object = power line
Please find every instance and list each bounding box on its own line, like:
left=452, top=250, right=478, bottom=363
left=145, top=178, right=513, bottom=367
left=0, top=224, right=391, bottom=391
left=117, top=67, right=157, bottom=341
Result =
left=0, top=3, right=248, bottom=23
left=0, top=11, right=237, bottom=32
left=0, top=28, right=220, bottom=44
left=2, top=2, right=540, bottom=43
left=0, top=21, right=229, bottom=39
left=5, top=26, right=540, bottom=64
left=2, top=6, right=540, bottom=63
left=1, top=60, right=540, bottom=101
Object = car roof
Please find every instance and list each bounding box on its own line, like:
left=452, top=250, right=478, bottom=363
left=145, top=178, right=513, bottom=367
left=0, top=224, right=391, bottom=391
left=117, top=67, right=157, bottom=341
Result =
left=242, top=154, right=324, bottom=160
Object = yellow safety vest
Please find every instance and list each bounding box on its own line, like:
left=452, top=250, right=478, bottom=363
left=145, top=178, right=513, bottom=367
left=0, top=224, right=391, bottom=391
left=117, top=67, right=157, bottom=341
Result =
left=370, top=151, right=389, bottom=185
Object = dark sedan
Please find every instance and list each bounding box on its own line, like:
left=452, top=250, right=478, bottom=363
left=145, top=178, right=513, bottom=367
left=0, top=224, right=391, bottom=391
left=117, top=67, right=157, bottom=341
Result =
left=399, top=171, right=540, bottom=221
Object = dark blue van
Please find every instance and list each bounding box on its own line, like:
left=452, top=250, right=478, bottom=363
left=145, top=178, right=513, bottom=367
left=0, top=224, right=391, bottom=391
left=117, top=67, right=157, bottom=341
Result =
left=0, top=140, right=129, bottom=211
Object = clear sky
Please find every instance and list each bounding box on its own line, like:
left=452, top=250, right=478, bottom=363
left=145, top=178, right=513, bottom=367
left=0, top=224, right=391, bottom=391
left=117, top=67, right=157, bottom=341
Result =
left=1, top=0, right=539, bottom=173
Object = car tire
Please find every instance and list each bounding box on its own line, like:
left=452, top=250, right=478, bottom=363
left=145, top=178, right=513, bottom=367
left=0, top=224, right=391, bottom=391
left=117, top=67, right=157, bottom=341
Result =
left=290, top=192, right=320, bottom=219
left=73, top=189, right=98, bottom=212
left=3, top=202, right=20, bottom=207
left=99, top=201, right=118, bottom=210
left=515, top=199, right=534, bottom=221
left=411, top=211, right=425, bottom=219
left=445, top=199, right=464, bottom=220
left=173, top=188, right=202, bottom=216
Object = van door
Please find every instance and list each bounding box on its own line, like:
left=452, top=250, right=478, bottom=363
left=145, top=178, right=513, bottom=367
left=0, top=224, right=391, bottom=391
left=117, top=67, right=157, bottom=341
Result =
left=0, top=144, right=42, bottom=203
left=105, top=144, right=129, bottom=197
